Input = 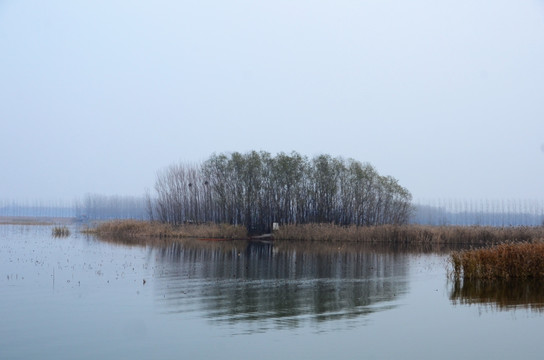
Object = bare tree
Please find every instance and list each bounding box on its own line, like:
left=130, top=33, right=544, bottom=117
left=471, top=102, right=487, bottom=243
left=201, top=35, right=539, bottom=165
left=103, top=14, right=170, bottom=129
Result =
left=149, top=151, right=413, bottom=232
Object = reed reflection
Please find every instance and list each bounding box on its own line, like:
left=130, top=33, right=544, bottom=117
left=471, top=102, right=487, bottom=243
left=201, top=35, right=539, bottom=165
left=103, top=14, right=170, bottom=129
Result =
left=450, top=279, right=544, bottom=312
left=152, top=240, right=410, bottom=328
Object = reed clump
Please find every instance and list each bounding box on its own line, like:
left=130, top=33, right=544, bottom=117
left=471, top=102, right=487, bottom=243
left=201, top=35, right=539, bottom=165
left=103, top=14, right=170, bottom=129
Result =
left=52, top=226, right=70, bottom=237
left=275, top=224, right=544, bottom=245
left=450, top=242, right=544, bottom=280
left=83, top=220, right=247, bottom=240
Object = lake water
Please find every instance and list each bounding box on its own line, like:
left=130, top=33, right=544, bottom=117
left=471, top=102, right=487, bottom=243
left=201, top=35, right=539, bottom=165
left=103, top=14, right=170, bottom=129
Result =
left=2, top=225, right=544, bottom=359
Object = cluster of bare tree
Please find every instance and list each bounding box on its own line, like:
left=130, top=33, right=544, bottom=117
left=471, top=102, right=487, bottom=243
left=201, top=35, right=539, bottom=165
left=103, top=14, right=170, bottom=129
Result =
left=148, top=151, right=413, bottom=232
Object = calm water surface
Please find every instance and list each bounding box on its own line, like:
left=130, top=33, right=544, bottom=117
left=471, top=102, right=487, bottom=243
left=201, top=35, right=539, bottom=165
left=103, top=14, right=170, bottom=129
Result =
left=1, top=225, right=544, bottom=359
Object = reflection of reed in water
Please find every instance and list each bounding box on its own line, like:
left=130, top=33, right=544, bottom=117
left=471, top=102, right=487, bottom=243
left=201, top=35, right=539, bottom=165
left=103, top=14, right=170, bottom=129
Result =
left=273, top=239, right=468, bottom=255
left=95, top=233, right=467, bottom=255
left=450, top=279, right=544, bottom=312
left=153, top=240, right=410, bottom=328
left=52, top=226, right=70, bottom=238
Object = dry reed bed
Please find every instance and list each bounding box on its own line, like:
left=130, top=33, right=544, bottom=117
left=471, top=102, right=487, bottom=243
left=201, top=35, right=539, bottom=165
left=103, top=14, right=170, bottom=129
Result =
left=275, top=224, right=544, bottom=244
left=83, top=220, right=247, bottom=240
left=451, top=242, right=544, bottom=280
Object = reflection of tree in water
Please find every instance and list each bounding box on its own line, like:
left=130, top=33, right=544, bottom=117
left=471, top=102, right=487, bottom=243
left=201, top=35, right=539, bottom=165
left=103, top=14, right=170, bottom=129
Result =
left=450, top=279, right=544, bottom=312
left=153, top=240, right=410, bottom=328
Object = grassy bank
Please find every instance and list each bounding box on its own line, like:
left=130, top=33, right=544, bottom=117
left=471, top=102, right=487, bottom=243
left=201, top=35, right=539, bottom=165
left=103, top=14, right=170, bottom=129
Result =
left=82, top=220, right=248, bottom=240
left=275, top=223, right=544, bottom=245
left=451, top=242, right=544, bottom=280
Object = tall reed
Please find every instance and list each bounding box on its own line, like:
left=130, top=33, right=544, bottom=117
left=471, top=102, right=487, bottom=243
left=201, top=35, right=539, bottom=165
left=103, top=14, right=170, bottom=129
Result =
left=450, top=242, right=544, bottom=280
left=275, top=223, right=544, bottom=245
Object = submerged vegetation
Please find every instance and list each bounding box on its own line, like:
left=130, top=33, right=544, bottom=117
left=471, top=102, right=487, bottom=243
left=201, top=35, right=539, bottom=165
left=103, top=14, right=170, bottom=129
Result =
left=451, top=242, right=544, bottom=280
left=147, top=151, right=412, bottom=233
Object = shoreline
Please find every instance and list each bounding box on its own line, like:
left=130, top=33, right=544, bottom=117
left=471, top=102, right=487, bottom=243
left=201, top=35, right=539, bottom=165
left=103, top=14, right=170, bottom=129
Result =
left=0, top=216, right=76, bottom=225
left=81, top=219, right=544, bottom=245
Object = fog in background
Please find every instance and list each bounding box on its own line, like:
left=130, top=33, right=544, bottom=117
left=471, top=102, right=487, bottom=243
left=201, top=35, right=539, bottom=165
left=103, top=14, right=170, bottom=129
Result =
left=1, top=1, right=543, bottom=203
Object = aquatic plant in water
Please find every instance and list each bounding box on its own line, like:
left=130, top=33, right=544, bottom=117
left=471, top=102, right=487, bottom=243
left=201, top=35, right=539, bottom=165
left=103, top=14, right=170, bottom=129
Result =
left=52, top=226, right=70, bottom=237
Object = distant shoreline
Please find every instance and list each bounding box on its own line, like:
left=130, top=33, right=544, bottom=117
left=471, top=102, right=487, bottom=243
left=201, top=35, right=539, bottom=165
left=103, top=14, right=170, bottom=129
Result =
left=4, top=217, right=543, bottom=246
left=0, top=216, right=75, bottom=225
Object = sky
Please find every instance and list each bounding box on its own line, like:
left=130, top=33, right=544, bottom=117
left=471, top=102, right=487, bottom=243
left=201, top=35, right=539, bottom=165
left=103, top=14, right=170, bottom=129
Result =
left=1, top=0, right=544, bottom=203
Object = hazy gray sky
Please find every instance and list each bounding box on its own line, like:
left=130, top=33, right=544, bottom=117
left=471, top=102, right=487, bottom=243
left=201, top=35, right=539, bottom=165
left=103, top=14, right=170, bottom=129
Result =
left=1, top=0, right=543, bottom=202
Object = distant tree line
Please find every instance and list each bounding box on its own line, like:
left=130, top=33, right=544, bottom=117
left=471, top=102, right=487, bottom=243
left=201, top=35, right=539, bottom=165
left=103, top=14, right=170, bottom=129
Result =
left=412, top=199, right=544, bottom=226
left=75, top=194, right=148, bottom=220
left=148, top=151, right=413, bottom=232
left=0, top=195, right=148, bottom=220
left=0, top=199, right=75, bottom=218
